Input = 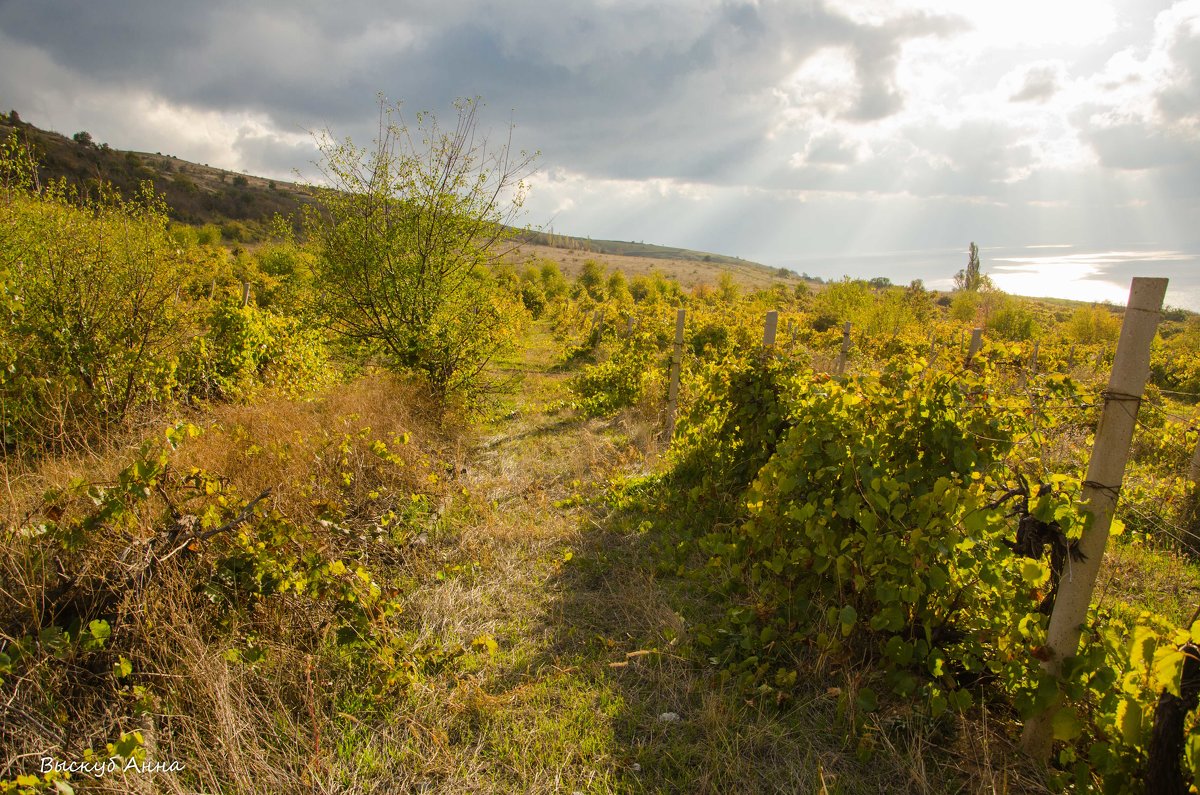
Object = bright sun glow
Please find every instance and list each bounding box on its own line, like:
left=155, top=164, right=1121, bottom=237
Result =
left=988, top=250, right=1193, bottom=305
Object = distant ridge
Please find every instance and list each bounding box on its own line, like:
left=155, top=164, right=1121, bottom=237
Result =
left=516, top=229, right=768, bottom=270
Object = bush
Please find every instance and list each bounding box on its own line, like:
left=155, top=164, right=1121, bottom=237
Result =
left=1, top=137, right=188, bottom=451
left=988, top=304, right=1038, bottom=341
left=950, top=291, right=980, bottom=322
left=811, top=278, right=871, bottom=331
left=1068, top=305, right=1122, bottom=344
left=179, top=302, right=333, bottom=402
left=569, top=332, right=660, bottom=416
left=519, top=269, right=548, bottom=318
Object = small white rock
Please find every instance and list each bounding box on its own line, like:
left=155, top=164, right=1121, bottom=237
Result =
left=631, top=763, right=642, bottom=772
left=658, top=712, right=681, bottom=723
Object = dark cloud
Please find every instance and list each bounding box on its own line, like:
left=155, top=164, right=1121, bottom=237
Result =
left=231, top=131, right=321, bottom=180
left=843, top=11, right=964, bottom=121
left=0, top=0, right=960, bottom=185
left=1074, top=6, right=1200, bottom=201
left=1084, top=121, right=1199, bottom=170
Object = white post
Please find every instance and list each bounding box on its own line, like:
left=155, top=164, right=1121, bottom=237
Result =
left=966, top=328, right=983, bottom=365
left=665, top=309, right=686, bottom=442
left=1189, top=435, right=1200, bottom=485
left=241, top=282, right=251, bottom=308
left=763, top=310, right=778, bottom=348
left=835, top=322, right=852, bottom=376
left=1186, top=432, right=1200, bottom=543
left=1020, top=277, right=1168, bottom=761
left=626, top=315, right=635, bottom=338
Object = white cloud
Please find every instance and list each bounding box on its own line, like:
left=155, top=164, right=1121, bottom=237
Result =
left=778, top=47, right=860, bottom=120
left=834, top=0, right=1117, bottom=46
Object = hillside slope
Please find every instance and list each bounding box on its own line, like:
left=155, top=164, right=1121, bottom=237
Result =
left=0, top=112, right=310, bottom=234
left=0, top=111, right=784, bottom=283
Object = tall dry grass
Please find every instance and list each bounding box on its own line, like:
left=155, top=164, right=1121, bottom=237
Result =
left=1, top=374, right=458, bottom=793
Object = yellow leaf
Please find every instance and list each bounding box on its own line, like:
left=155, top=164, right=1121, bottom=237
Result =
left=1019, top=560, right=1050, bottom=587
left=472, top=635, right=498, bottom=655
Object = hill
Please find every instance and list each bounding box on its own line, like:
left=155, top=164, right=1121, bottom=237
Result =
left=0, top=110, right=787, bottom=284
left=0, top=111, right=311, bottom=241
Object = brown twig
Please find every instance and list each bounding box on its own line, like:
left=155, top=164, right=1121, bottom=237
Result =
left=157, top=488, right=272, bottom=563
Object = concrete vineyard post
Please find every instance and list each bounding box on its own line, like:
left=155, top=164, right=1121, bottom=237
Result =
left=665, top=309, right=686, bottom=442
left=241, top=282, right=251, bottom=308
left=1031, top=341, right=1039, bottom=375
left=1189, top=434, right=1200, bottom=485
left=1020, top=277, right=1168, bottom=762
left=626, top=315, right=635, bottom=338
left=763, top=310, right=778, bottom=348
left=1187, top=435, right=1200, bottom=547
left=966, top=328, right=982, bottom=365
left=835, top=322, right=852, bottom=376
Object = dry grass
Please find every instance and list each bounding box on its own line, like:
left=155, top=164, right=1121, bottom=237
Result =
left=176, top=373, right=454, bottom=525
left=1096, top=541, right=1200, bottom=625
left=0, top=374, right=459, bottom=793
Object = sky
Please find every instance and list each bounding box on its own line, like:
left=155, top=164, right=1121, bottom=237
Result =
left=1, top=0, right=1199, bottom=307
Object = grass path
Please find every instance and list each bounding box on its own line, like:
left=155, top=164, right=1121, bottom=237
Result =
left=375, top=325, right=1005, bottom=794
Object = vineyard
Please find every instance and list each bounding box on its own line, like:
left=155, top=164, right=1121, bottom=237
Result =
left=5, top=127, right=1200, bottom=793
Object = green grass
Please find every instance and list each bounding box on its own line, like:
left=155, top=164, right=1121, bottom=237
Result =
left=1097, top=539, right=1200, bottom=625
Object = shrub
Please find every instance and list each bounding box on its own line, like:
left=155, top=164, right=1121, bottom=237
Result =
left=1, top=137, right=188, bottom=451
left=179, top=302, right=333, bottom=402
left=1068, top=305, right=1122, bottom=344
left=811, top=278, right=871, bottom=331
left=569, top=331, right=660, bottom=416
left=988, top=303, right=1039, bottom=341
left=950, top=291, right=980, bottom=322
